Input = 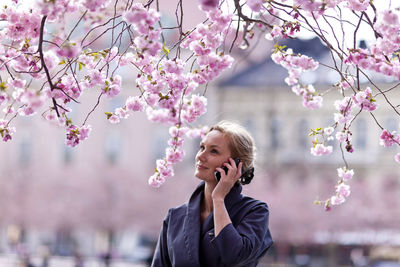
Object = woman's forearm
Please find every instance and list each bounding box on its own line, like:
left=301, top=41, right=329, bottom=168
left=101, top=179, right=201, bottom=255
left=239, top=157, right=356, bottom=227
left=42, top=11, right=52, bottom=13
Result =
left=213, top=198, right=232, bottom=236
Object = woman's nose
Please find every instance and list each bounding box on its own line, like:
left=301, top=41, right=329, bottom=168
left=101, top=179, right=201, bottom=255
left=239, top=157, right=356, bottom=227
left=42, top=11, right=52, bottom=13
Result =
left=197, top=150, right=206, bottom=162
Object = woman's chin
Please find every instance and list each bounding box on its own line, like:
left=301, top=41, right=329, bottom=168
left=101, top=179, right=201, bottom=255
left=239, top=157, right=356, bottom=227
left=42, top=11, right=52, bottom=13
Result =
left=195, top=172, right=216, bottom=183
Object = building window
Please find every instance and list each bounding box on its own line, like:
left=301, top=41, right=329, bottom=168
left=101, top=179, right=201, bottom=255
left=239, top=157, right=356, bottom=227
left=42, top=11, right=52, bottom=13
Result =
left=298, top=118, right=309, bottom=149
left=105, top=131, right=121, bottom=164
left=356, top=118, right=367, bottom=149
left=63, top=145, right=73, bottom=164
left=18, top=136, right=32, bottom=167
left=269, top=117, right=281, bottom=150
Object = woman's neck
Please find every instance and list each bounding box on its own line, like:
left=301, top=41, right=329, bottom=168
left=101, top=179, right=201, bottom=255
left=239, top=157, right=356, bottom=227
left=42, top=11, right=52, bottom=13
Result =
left=202, top=182, right=215, bottom=214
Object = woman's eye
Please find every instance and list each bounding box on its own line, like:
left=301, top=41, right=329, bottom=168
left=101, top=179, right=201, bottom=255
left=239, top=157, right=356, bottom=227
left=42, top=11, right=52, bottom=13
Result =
left=199, top=145, right=205, bottom=150
left=211, top=149, right=218, bottom=154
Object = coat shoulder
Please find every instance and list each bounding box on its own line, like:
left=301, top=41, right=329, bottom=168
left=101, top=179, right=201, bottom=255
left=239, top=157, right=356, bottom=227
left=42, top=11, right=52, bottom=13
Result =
left=166, top=203, right=188, bottom=220
left=240, top=196, right=269, bottom=212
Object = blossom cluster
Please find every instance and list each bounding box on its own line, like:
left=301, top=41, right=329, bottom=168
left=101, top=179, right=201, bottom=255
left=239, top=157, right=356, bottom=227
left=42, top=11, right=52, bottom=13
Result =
left=380, top=129, right=400, bottom=147
left=65, top=125, right=92, bottom=147
left=328, top=167, right=354, bottom=208
left=272, top=49, right=321, bottom=109
left=0, top=119, right=16, bottom=142
left=309, top=127, right=334, bottom=156
left=148, top=125, right=209, bottom=188
left=344, top=10, right=400, bottom=80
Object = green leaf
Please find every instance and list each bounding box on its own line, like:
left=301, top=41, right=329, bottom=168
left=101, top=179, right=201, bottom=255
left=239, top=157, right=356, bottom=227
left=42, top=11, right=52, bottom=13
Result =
left=58, top=59, right=66, bottom=65
left=162, top=42, right=170, bottom=56
left=78, top=62, right=85, bottom=71
left=105, top=112, right=113, bottom=119
left=65, top=118, right=72, bottom=126
left=0, top=82, right=7, bottom=91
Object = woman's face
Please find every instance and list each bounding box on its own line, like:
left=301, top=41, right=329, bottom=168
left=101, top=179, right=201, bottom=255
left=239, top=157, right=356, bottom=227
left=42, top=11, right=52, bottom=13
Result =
left=195, top=130, right=231, bottom=182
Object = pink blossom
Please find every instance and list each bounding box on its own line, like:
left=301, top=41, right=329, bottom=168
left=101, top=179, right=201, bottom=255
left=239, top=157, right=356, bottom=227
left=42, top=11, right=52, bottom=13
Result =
left=43, top=50, right=59, bottom=70
left=379, top=129, right=400, bottom=147
left=115, top=107, right=130, bottom=119
left=381, top=10, right=399, bottom=25
left=0, top=119, right=16, bottom=142
left=3, top=106, right=14, bottom=115
left=198, top=0, right=219, bottom=10
left=269, top=25, right=283, bottom=39
left=18, top=90, right=47, bottom=116
left=7, top=77, right=26, bottom=89
left=337, top=167, right=354, bottom=181
left=126, top=96, right=145, bottom=112
left=310, top=143, right=333, bottom=156
left=186, top=126, right=209, bottom=139
left=324, top=127, right=334, bottom=136
left=335, top=131, right=351, bottom=143
left=162, top=59, right=185, bottom=75
left=56, top=42, right=80, bottom=59
left=65, top=125, right=92, bottom=147
left=148, top=173, right=165, bottom=188
left=83, top=0, right=110, bottom=11
left=0, top=92, right=8, bottom=105
left=182, top=95, right=207, bottom=123
left=334, top=96, right=353, bottom=114
left=330, top=195, right=345, bottom=206
left=340, top=76, right=354, bottom=91
left=146, top=108, right=172, bottom=124
left=108, top=115, right=120, bottom=124
left=119, top=52, right=135, bottom=66
left=336, top=183, right=351, bottom=198
left=246, top=0, right=264, bottom=12
left=104, top=76, right=122, bottom=98
left=395, top=153, right=400, bottom=164
left=166, top=147, right=185, bottom=164
left=303, top=95, right=323, bottom=109
left=87, top=69, right=106, bottom=87
left=45, top=112, right=57, bottom=122
left=79, top=125, right=92, bottom=140
left=144, top=93, right=159, bottom=107
left=156, top=159, right=174, bottom=178
left=169, top=126, right=189, bottom=138
left=352, top=87, right=377, bottom=111
left=345, top=0, right=369, bottom=12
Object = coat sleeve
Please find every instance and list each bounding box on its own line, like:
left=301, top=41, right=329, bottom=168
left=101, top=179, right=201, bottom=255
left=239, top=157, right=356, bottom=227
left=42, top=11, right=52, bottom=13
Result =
left=151, top=210, right=172, bottom=267
left=210, top=203, right=273, bottom=266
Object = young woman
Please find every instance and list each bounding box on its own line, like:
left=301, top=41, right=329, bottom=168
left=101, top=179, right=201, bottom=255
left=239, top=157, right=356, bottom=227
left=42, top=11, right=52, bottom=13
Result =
left=151, top=121, right=273, bottom=267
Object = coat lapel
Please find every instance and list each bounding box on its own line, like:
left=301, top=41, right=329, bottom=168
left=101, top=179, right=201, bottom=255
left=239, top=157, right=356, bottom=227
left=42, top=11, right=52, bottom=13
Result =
left=183, top=182, right=203, bottom=266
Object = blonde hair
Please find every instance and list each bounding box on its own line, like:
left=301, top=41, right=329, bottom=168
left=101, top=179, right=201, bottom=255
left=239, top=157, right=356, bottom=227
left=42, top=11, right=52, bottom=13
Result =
left=209, top=120, right=256, bottom=184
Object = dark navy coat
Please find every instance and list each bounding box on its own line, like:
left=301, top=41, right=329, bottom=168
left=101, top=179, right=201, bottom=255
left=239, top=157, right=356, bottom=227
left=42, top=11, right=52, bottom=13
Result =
left=151, top=182, right=273, bottom=267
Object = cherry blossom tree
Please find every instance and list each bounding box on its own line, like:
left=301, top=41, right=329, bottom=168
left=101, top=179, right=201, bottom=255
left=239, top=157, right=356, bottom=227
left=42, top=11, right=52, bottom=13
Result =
left=1, top=0, right=400, bottom=210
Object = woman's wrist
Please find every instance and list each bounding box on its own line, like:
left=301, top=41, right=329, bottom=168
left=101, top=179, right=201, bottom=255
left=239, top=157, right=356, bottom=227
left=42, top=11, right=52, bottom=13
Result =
left=212, top=197, right=225, bottom=204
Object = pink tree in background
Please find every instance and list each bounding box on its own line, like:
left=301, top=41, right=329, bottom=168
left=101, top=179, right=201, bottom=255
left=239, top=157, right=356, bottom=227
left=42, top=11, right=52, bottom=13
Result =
left=1, top=0, right=400, bottom=209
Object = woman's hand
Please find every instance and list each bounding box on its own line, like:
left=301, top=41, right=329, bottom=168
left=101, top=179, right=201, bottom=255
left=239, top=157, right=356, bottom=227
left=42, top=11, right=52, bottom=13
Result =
left=211, top=158, right=242, bottom=201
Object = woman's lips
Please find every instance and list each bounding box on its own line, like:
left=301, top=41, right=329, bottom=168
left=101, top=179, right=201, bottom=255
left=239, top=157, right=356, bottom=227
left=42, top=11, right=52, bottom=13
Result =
left=197, top=163, right=208, bottom=170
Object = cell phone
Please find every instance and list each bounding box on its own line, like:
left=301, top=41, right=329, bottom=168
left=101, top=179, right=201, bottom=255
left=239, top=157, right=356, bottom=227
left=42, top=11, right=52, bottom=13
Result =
left=215, top=158, right=241, bottom=182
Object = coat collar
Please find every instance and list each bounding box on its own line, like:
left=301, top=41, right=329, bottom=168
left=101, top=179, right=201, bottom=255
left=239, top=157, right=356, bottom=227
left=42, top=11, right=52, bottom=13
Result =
left=183, top=182, right=243, bottom=265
